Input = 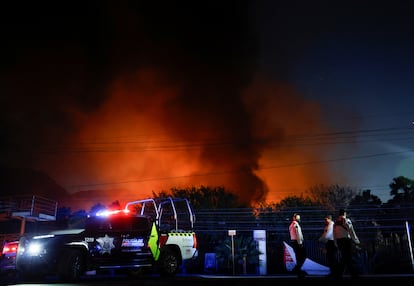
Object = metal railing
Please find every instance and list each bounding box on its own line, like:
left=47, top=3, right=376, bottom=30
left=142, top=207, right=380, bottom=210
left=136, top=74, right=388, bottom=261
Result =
left=0, top=195, right=57, bottom=221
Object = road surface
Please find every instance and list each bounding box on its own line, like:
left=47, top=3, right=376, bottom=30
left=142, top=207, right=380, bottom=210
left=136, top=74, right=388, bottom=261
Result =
left=2, top=273, right=414, bottom=286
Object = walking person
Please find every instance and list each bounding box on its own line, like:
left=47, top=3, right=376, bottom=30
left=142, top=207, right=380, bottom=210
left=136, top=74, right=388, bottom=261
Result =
left=289, top=213, right=307, bottom=277
left=319, top=214, right=337, bottom=276
left=333, top=208, right=360, bottom=278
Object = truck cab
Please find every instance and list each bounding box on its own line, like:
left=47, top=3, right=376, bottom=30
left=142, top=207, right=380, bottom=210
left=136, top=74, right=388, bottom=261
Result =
left=14, top=196, right=197, bottom=281
left=124, top=197, right=198, bottom=276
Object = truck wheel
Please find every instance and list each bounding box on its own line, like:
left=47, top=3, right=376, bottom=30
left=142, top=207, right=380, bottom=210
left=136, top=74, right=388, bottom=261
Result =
left=158, top=249, right=180, bottom=277
left=59, top=249, right=84, bottom=282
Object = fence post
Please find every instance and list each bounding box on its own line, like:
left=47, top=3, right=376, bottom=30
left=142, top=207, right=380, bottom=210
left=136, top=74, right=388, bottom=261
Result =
left=405, top=221, right=414, bottom=272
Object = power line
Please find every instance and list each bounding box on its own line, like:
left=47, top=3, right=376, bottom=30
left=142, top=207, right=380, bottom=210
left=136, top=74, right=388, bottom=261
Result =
left=36, top=126, right=414, bottom=153
left=69, top=149, right=413, bottom=189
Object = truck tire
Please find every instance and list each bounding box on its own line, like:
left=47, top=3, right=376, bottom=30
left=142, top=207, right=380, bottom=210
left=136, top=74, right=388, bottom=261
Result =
left=59, top=249, right=84, bottom=282
left=158, top=249, right=180, bottom=277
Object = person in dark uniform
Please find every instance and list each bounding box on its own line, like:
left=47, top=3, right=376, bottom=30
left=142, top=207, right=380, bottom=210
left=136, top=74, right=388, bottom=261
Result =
left=289, top=213, right=307, bottom=277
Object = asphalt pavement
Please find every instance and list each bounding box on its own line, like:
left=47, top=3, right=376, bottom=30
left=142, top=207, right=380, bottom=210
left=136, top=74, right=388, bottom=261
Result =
left=2, top=273, right=414, bottom=286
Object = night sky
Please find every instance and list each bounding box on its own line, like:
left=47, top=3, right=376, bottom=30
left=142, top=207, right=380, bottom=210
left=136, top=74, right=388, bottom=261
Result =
left=1, top=1, right=413, bottom=207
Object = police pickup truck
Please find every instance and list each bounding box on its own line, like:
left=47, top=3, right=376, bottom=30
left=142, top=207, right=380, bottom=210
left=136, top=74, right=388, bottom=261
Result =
left=15, top=197, right=198, bottom=281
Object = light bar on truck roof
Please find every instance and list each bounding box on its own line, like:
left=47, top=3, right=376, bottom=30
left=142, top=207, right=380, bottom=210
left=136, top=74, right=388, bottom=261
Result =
left=95, top=209, right=130, bottom=217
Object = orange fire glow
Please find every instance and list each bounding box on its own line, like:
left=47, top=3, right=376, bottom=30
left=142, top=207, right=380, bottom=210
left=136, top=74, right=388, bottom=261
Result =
left=43, top=70, right=334, bottom=209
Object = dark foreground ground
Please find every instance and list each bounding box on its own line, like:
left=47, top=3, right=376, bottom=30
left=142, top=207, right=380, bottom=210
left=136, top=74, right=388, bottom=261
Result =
left=2, top=273, right=414, bottom=286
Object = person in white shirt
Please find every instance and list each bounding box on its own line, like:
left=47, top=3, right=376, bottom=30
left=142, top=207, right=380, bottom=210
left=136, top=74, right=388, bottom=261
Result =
left=319, top=214, right=337, bottom=276
left=333, top=209, right=360, bottom=278
left=289, top=213, right=307, bottom=277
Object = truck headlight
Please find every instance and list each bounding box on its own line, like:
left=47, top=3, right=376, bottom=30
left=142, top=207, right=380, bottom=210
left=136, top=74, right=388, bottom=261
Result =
left=27, top=242, right=44, bottom=256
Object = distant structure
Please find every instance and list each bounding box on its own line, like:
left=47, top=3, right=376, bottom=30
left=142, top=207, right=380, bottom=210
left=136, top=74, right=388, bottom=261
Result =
left=0, top=195, right=58, bottom=246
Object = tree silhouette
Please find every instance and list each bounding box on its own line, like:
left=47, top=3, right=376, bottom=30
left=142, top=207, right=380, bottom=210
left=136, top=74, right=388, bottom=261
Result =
left=153, top=185, right=244, bottom=209
left=350, top=189, right=382, bottom=207
left=107, top=200, right=121, bottom=210
left=388, top=176, right=414, bottom=204
left=307, top=184, right=358, bottom=210
left=272, top=195, right=315, bottom=210
left=89, top=203, right=106, bottom=215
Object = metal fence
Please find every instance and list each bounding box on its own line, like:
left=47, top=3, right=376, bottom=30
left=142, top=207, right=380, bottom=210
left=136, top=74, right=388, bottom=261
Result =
left=191, top=205, right=414, bottom=275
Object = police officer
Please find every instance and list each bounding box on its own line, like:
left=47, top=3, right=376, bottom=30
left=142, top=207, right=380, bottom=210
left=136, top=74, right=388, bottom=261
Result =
left=319, top=214, right=337, bottom=276
left=289, top=213, right=307, bottom=277
left=333, top=209, right=360, bottom=278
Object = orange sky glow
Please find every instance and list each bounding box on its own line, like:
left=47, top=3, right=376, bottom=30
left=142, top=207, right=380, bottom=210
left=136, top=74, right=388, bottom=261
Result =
left=38, top=69, right=336, bottom=210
